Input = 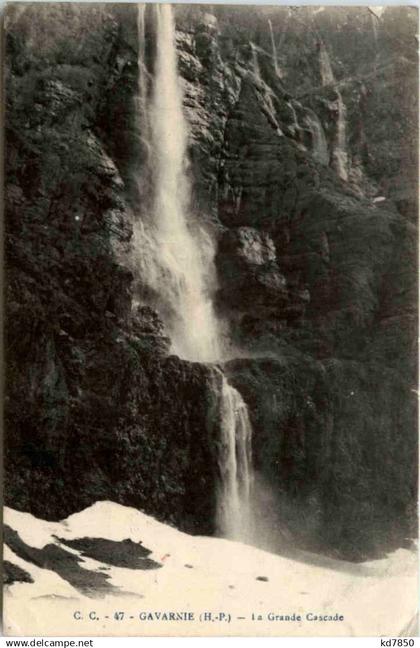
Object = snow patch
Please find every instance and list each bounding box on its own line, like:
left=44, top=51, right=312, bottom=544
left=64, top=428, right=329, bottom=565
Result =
left=3, top=501, right=418, bottom=637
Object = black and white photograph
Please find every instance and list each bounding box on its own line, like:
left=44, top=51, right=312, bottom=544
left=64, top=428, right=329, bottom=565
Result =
left=2, top=2, right=418, bottom=636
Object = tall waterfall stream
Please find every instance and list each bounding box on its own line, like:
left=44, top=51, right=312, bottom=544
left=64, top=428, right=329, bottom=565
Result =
left=133, top=4, right=255, bottom=543
left=319, top=41, right=349, bottom=181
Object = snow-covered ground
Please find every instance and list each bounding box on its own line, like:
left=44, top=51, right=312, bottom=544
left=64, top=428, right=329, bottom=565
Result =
left=3, top=501, right=418, bottom=636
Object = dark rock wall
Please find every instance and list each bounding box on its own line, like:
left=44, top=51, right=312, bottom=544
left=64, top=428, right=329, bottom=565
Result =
left=4, top=4, right=220, bottom=534
left=4, top=4, right=417, bottom=558
left=175, top=6, right=417, bottom=557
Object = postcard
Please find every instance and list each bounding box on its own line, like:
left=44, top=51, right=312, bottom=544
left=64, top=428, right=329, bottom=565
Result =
left=3, top=2, right=418, bottom=636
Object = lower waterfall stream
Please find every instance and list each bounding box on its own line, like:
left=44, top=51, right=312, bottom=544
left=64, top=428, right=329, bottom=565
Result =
left=216, top=371, right=254, bottom=541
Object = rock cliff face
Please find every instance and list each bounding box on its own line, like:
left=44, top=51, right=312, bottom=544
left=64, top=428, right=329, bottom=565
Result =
left=174, top=6, right=417, bottom=557
left=4, top=4, right=417, bottom=559
left=5, top=4, right=220, bottom=535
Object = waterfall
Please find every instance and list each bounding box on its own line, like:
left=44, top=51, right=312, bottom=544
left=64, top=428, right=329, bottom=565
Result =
left=134, top=4, right=255, bottom=542
left=137, top=4, right=147, bottom=118
left=332, top=94, right=348, bottom=181
left=319, top=42, right=335, bottom=86
left=250, top=43, right=261, bottom=77
left=370, top=10, right=379, bottom=71
left=135, top=4, right=152, bottom=207
left=304, top=108, right=329, bottom=166
left=319, top=42, right=348, bottom=181
left=216, top=372, right=254, bottom=541
left=268, top=19, right=281, bottom=78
